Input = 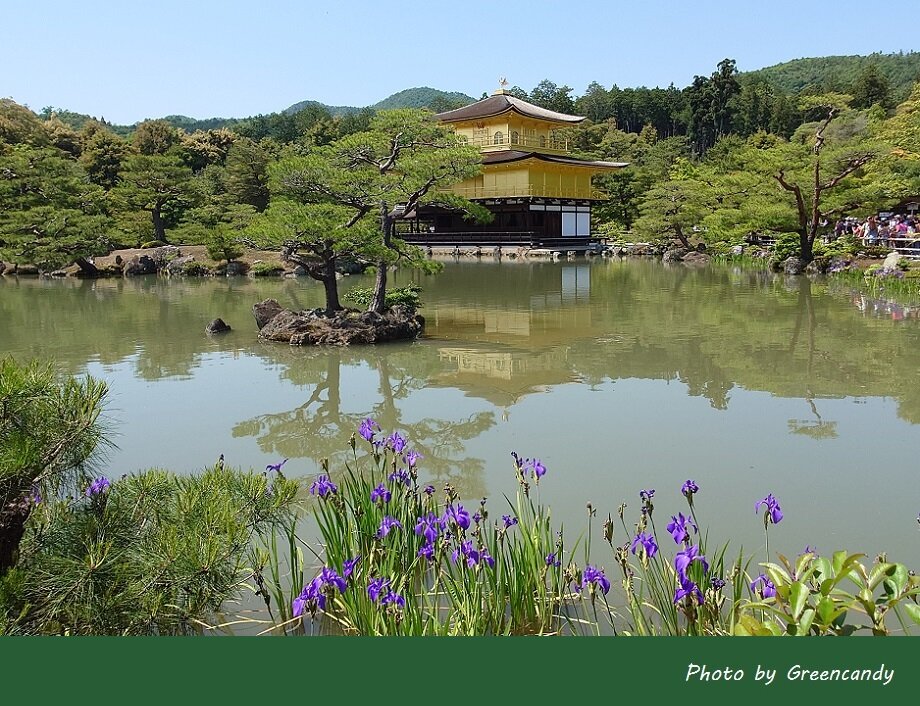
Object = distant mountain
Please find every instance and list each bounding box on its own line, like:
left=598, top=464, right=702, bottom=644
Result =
left=283, top=87, right=476, bottom=117
left=281, top=99, right=363, bottom=117
left=371, top=87, right=475, bottom=111
left=31, top=53, right=920, bottom=140
left=745, top=52, right=920, bottom=101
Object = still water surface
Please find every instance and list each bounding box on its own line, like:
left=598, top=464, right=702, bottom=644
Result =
left=1, top=258, right=918, bottom=571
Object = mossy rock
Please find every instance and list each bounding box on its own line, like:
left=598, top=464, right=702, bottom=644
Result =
left=182, top=261, right=212, bottom=276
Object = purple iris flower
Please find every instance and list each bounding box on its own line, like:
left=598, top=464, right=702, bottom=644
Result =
left=359, top=418, right=380, bottom=442
left=265, top=458, right=288, bottom=473
left=502, top=514, right=518, bottom=529
left=367, top=577, right=391, bottom=603
left=630, top=532, right=658, bottom=559
left=414, top=512, right=443, bottom=544
left=423, top=484, right=436, bottom=496
left=639, top=489, right=655, bottom=502
left=376, top=516, right=403, bottom=539
left=293, top=566, right=346, bottom=617
left=527, top=458, right=547, bottom=480
left=86, top=477, right=111, bottom=497
left=387, top=432, right=407, bottom=454
left=666, top=513, right=697, bottom=544
left=404, top=450, right=422, bottom=468
left=444, top=504, right=471, bottom=531
left=30, top=484, right=42, bottom=505
left=417, top=542, right=435, bottom=561
left=803, top=545, right=818, bottom=557
left=673, top=577, right=704, bottom=605
left=755, top=494, right=783, bottom=525
left=292, top=579, right=323, bottom=617
left=370, top=484, right=391, bottom=504
left=545, top=553, right=561, bottom=568
left=674, top=545, right=709, bottom=581
left=388, top=469, right=411, bottom=487
left=750, top=573, right=777, bottom=599
left=318, top=567, right=347, bottom=594
left=451, top=540, right=480, bottom=567
left=681, top=479, right=699, bottom=496
left=381, top=591, right=406, bottom=608
left=309, top=474, right=338, bottom=498
left=710, top=577, right=726, bottom=591
left=342, top=556, right=361, bottom=579
left=511, top=452, right=547, bottom=481
left=479, top=548, right=496, bottom=569
left=367, top=576, right=406, bottom=609
left=581, top=565, right=611, bottom=595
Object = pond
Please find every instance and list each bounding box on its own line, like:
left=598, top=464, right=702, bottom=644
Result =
left=1, top=257, right=919, bottom=578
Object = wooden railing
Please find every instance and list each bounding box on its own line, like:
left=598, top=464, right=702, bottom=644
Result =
left=860, top=236, right=920, bottom=259
left=466, top=135, right=572, bottom=153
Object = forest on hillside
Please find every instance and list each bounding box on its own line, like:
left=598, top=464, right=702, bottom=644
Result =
left=2, top=53, right=920, bottom=275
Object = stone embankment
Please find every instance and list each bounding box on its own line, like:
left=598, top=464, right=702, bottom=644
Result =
left=0, top=246, right=367, bottom=280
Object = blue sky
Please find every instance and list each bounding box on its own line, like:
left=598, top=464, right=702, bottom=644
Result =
left=3, top=0, right=918, bottom=125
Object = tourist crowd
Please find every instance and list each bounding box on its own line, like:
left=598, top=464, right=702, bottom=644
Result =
left=832, top=213, right=920, bottom=248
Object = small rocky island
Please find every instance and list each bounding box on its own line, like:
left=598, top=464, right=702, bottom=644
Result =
left=252, top=299, right=425, bottom=346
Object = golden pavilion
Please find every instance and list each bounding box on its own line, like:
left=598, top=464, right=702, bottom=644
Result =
left=405, top=82, right=628, bottom=250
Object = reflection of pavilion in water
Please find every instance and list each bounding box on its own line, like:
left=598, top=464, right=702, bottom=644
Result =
left=423, top=264, right=592, bottom=406
left=438, top=346, right=571, bottom=381
left=434, top=346, right=578, bottom=407
left=426, top=263, right=593, bottom=343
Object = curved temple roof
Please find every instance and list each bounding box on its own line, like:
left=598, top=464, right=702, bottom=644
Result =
left=482, top=150, right=629, bottom=169
left=435, top=93, right=585, bottom=124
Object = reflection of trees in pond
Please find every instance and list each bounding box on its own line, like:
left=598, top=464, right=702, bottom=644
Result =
left=7, top=259, right=920, bottom=430
left=232, top=346, right=493, bottom=500
left=0, top=274, right=330, bottom=379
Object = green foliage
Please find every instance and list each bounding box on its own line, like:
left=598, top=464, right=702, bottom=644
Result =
left=0, top=99, right=51, bottom=150
left=0, top=145, right=114, bottom=271
left=140, top=240, right=167, bottom=249
left=112, top=153, right=196, bottom=243
left=276, top=432, right=587, bottom=636
left=131, top=119, right=180, bottom=155
left=252, top=109, right=485, bottom=313
left=249, top=261, right=284, bottom=277
left=179, top=128, right=237, bottom=172
left=748, top=52, right=920, bottom=105
left=4, top=466, right=298, bottom=635
left=79, top=125, right=128, bottom=190
left=205, top=229, right=243, bottom=263
left=224, top=137, right=272, bottom=211
left=0, top=358, right=299, bottom=635
left=818, top=234, right=861, bottom=258
left=771, top=232, right=803, bottom=261
left=344, top=284, right=422, bottom=311
left=737, top=551, right=920, bottom=636
left=0, top=357, right=109, bottom=504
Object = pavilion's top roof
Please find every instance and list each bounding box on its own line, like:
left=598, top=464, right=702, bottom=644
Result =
left=435, top=92, right=585, bottom=124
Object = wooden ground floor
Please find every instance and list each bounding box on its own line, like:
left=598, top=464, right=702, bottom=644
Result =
left=399, top=197, right=601, bottom=250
